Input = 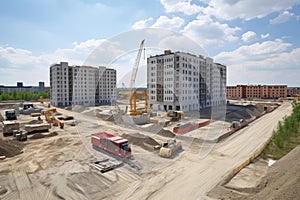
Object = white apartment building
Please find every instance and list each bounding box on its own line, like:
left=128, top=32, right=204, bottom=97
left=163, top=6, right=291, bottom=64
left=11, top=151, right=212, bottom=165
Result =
left=147, top=51, right=226, bottom=112
left=50, top=62, right=116, bottom=107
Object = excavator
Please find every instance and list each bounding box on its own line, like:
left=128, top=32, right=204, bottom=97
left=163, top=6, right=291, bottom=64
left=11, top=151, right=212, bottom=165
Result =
left=43, top=108, right=64, bottom=129
left=167, top=110, right=184, bottom=121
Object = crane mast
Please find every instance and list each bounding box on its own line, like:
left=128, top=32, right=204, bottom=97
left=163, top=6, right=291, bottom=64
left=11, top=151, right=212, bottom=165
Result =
left=129, top=39, right=144, bottom=90
left=128, top=40, right=148, bottom=115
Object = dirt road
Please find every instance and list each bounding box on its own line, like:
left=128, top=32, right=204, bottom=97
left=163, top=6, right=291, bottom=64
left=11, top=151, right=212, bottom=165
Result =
left=114, top=102, right=292, bottom=199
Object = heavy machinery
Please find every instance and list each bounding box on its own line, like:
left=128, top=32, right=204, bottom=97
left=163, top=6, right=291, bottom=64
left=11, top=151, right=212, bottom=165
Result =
left=91, top=132, right=142, bottom=170
left=167, top=110, right=183, bottom=121
left=128, top=40, right=147, bottom=116
left=4, top=109, right=17, bottom=120
left=91, top=132, right=132, bottom=158
left=43, top=108, right=64, bottom=129
left=13, top=130, right=27, bottom=141
left=129, top=90, right=148, bottom=115
left=159, top=139, right=182, bottom=158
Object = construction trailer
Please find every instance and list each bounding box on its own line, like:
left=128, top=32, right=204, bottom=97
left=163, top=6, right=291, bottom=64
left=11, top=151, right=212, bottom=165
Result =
left=2, top=121, right=20, bottom=135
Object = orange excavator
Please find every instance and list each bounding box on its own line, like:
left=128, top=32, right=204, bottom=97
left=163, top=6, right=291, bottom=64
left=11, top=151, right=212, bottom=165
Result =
left=43, top=108, right=64, bottom=129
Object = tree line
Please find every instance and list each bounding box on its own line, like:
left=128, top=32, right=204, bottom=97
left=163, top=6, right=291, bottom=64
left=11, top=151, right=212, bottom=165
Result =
left=0, top=90, right=50, bottom=101
left=263, top=100, right=300, bottom=159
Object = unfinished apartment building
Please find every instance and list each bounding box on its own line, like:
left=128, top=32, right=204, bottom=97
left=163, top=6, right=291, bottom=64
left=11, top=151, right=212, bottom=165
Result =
left=147, top=50, right=226, bottom=112
left=50, top=62, right=116, bottom=107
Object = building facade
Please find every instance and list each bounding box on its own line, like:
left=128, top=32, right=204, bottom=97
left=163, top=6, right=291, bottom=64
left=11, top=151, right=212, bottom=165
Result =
left=227, top=85, right=287, bottom=99
left=147, top=50, right=226, bottom=112
left=50, top=62, right=116, bottom=107
left=0, top=82, right=48, bottom=93
left=287, top=87, right=300, bottom=96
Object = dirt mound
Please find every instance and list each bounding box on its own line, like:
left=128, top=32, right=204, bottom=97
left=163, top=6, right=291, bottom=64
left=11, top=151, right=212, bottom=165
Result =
left=208, top=145, right=300, bottom=200
left=225, top=104, right=264, bottom=122
left=248, top=145, right=300, bottom=200
left=27, top=120, right=42, bottom=124
left=29, top=131, right=58, bottom=140
left=157, top=129, right=175, bottom=138
left=0, top=140, right=25, bottom=157
left=121, top=133, right=160, bottom=151
left=72, top=105, right=89, bottom=113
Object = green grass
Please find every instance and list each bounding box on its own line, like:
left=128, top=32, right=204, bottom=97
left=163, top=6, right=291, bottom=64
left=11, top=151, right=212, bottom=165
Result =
left=262, top=101, right=300, bottom=160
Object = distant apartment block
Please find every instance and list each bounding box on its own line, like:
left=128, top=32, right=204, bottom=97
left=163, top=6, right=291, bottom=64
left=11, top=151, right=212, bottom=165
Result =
left=50, top=62, right=116, bottom=107
left=147, top=50, right=226, bottom=112
left=0, top=82, right=48, bottom=93
left=287, top=87, right=300, bottom=96
left=227, top=85, right=287, bottom=99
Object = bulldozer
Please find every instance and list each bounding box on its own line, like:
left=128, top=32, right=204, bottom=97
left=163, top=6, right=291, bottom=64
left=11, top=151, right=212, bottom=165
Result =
left=167, top=110, right=183, bottom=121
left=159, top=139, right=182, bottom=158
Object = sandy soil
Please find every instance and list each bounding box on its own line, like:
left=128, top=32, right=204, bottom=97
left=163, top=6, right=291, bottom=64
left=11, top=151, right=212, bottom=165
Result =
left=0, top=101, right=295, bottom=200
left=208, top=144, right=300, bottom=200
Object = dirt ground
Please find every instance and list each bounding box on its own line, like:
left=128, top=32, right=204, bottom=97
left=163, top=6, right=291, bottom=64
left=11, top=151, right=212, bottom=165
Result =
left=0, top=101, right=295, bottom=199
left=208, top=144, right=300, bottom=200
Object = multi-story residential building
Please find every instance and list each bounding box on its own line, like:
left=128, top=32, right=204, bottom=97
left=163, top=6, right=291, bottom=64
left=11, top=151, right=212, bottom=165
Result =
left=226, top=85, right=287, bottom=99
left=147, top=50, right=226, bottom=112
left=0, top=82, right=49, bottom=94
left=50, top=62, right=116, bottom=107
left=287, top=87, right=300, bottom=96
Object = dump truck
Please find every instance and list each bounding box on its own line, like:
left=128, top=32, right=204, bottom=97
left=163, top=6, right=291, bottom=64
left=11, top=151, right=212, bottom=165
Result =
left=159, top=139, right=182, bottom=158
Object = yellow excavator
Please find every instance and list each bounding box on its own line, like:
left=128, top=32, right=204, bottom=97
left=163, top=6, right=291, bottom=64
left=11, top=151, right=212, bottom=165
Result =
left=167, top=110, right=184, bottom=121
left=43, top=108, right=64, bottom=129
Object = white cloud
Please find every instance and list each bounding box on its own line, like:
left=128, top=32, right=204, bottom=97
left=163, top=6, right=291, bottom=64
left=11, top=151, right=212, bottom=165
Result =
left=132, top=17, right=154, bottom=30
left=181, top=15, right=240, bottom=48
left=215, top=39, right=294, bottom=69
left=261, top=33, right=270, bottom=39
left=200, top=0, right=300, bottom=20
left=242, top=31, right=256, bottom=42
left=0, top=39, right=105, bottom=85
left=214, top=39, right=299, bottom=85
left=151, top=16, right=185, bottom=29
left=269, top=10, right=297, bottom=24
left=160, top=0, right=202, bottom=15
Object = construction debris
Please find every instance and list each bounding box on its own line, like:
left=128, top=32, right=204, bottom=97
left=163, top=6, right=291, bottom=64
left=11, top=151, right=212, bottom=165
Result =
left=90, top=159, right=123, bottom=173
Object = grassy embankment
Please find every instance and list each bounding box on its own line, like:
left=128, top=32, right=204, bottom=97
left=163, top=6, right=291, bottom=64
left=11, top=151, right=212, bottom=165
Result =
left=262, top=100, right=300, bottom=159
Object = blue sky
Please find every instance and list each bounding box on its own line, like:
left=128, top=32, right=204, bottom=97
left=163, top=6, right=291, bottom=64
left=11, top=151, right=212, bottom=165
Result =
left=0, top=0, right=300, bottom=87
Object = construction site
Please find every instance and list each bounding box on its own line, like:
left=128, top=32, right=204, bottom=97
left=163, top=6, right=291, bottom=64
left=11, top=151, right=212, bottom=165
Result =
left=1, top=93, right=298, bottom=199
left=0, top=40, right=299, bottom=199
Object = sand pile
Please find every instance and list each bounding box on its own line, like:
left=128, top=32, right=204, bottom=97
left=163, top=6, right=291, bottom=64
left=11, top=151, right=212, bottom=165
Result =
left=0, top=140, right=25, bottom=157
left=157, top=129, right=175, bottom=138
left=121, top=133, right=160, bottom=151
left=30, top=131, right=58, bottom=140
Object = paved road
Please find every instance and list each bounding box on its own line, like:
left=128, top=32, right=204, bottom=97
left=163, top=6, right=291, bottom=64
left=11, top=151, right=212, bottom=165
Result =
left=116, top=102, right=292, bottom=199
